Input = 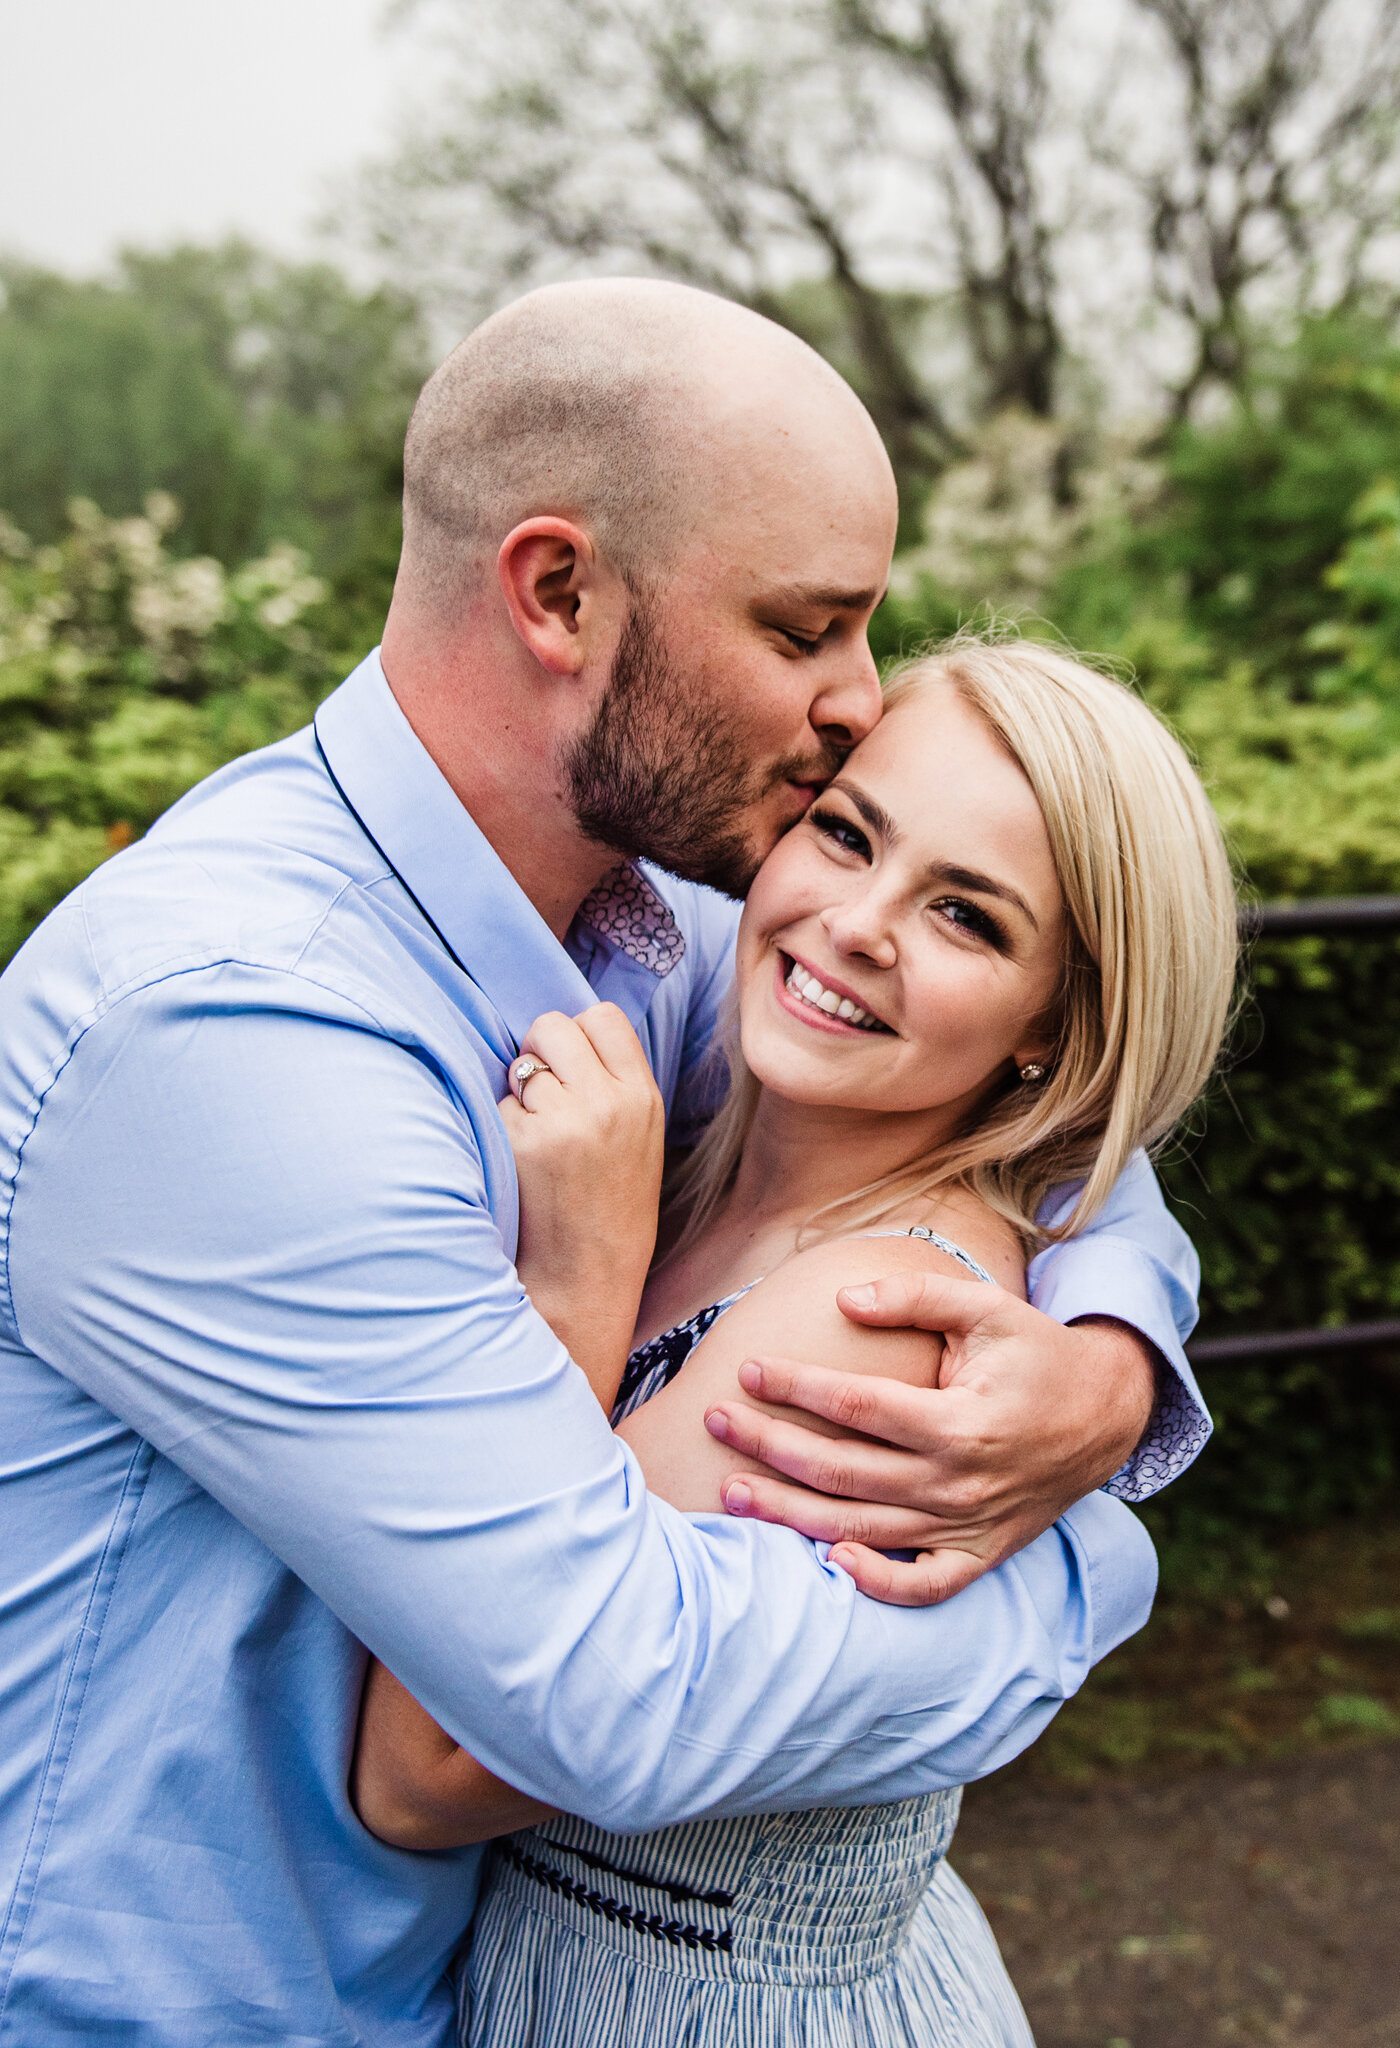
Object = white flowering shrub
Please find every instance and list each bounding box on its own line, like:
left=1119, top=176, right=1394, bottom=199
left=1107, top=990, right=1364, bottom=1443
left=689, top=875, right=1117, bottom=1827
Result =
left=893, top=411, right=1162, bottom=613
left=0, top=496, right=349, bottom=963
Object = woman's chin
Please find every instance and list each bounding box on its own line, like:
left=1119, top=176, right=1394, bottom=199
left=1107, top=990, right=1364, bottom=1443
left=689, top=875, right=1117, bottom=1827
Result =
left=741, top=1033, right=883, bottom=1111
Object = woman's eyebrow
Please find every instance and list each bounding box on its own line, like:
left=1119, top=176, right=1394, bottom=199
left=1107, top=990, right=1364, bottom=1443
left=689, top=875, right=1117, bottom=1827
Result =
left=932, top=862, right=1040, bottom=932
left=826, top=777, right=899, bottom=841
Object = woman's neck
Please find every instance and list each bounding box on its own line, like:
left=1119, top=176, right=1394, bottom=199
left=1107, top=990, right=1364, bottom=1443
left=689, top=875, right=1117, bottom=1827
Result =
left=639, top=1087, right=966, bottom=1344
left=722, top=1087, right=962, bottom=1238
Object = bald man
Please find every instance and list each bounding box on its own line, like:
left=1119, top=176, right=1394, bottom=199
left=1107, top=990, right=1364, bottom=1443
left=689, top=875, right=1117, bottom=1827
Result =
left=0, top=282, right=1205, bottom=2043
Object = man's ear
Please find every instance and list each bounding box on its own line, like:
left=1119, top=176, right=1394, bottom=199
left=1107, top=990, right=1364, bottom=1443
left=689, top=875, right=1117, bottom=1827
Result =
left=498, top=518, right=606, bottom=677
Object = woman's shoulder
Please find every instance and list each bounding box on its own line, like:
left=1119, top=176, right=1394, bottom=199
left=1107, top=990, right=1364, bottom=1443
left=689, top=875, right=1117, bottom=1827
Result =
left=759, top=1189, right=1026, bottom=1302
left=677, top=1193, right=1026, bottom=1391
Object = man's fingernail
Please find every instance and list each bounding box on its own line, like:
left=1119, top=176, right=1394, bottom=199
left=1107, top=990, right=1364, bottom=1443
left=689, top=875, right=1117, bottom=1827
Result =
left=737, top=1361, right=761, bottom=1392
left=842, top=1284, right=878, bottom=1308
left=704, top=1410, right=730, bottom=1442
left=829, top=1545, right=855, bottom=1573
left=723, top=1480, right=752, bottom=1515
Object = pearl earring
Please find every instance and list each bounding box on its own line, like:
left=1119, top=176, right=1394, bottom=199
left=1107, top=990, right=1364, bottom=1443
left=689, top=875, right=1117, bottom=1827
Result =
left=1018, top=1062, right=1046, bottom=1083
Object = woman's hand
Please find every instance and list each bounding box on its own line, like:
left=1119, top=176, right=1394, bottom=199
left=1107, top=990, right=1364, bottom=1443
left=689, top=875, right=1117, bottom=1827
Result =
left=353, top=1658, right=554, bottom=1851
left=501, top=1002, right=665, bottom=1411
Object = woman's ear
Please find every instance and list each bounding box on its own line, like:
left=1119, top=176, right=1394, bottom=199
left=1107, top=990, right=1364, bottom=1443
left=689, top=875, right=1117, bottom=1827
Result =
left=497, top=517, right=601, bottom=676
left=1012, top=1036, right=1055, bottom=1082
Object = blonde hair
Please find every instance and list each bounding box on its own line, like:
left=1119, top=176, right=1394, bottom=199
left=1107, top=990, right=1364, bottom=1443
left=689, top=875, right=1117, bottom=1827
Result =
left=673, top=628, right=1239, bottom=1248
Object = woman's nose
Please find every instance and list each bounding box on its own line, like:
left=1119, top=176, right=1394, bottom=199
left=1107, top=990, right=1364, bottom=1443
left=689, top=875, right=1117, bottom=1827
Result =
left=820, top=895, right=897, bottom=968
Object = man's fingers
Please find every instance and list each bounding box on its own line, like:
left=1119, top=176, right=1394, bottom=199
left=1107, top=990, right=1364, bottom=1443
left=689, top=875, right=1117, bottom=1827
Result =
left=836, top=1270, right=1008, bottom=1339
left=718, top=1471, right=963, bottom=1549
left=826, top=1543, right=995, bottom=1608
left=728, top=1356, right=947, bottom=1450
left=705, top=1398, right=935, bottom=1502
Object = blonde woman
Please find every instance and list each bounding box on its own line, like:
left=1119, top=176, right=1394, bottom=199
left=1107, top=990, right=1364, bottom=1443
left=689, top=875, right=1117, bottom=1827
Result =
left=354, top=634, right=1237, bottom=2047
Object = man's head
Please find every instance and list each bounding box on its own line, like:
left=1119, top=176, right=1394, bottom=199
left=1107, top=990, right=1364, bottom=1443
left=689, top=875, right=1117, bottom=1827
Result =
left=389, top=278, right=898, bottom=899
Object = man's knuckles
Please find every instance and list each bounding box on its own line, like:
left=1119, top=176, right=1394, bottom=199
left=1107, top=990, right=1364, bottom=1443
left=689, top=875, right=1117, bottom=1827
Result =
left=822, top=1379, right=883, bottom=1433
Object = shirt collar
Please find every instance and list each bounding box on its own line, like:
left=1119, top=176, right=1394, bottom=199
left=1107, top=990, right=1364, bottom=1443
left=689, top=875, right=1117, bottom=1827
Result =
left=575, top=863, right=686, bottom=979
left=313, top=651, right=683, bottom=1049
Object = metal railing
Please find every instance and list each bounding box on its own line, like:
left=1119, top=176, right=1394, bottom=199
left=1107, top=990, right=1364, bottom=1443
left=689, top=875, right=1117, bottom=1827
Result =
left=1240, top=893, right=1400, bottom=938
left=1185, top=895, right=1400, bottom=1369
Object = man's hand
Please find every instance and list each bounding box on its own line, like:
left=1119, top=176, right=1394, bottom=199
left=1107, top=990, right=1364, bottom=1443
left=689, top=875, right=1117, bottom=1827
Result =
left=703, top=1272, right=1158, bottom=1608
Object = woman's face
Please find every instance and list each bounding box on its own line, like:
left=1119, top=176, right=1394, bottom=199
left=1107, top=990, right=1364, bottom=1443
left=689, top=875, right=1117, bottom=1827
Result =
left=735, top=680, right=1067, bottom=1126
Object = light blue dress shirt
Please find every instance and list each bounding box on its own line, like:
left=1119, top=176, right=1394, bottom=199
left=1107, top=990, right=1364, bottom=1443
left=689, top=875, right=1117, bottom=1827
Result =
left=0, top=652, right=1202, bottom=2045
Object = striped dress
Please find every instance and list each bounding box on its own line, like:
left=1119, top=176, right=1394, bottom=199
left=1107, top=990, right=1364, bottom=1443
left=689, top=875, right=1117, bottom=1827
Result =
left=458, top=1232, right=1034, bottom=2048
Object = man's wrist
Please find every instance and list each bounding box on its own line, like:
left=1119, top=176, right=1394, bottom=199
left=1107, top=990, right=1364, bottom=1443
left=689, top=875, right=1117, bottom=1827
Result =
left=1067, top=1314, right=1160, bottom=1479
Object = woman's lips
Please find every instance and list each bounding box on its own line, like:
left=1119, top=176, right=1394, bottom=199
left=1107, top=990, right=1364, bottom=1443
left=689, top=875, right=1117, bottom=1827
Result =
left=773, top=952, right=892, bottom=1035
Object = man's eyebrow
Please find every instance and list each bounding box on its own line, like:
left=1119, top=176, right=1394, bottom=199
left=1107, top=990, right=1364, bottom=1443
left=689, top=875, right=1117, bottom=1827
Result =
left=766, top=582, right=888, bottom=613
left=826, top=780, right=1040, bottom=930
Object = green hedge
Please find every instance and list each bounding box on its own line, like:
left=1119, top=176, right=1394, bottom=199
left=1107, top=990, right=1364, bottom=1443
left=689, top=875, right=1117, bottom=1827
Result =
left=1150, top=930, right=1400, bottom=1584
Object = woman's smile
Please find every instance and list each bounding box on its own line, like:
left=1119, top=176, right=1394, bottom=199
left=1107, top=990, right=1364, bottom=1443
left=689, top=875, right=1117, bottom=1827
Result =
left=774, top=952, right=894, bottom=1035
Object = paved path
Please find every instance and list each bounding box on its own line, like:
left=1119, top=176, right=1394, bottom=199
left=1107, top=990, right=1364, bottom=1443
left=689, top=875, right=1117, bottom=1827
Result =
left=954, top=1741, right=1400, bottom=2047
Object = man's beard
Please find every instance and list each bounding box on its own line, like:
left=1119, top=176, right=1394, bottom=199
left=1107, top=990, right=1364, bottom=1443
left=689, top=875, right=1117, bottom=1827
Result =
left=564, top=593, right=846, bottom=899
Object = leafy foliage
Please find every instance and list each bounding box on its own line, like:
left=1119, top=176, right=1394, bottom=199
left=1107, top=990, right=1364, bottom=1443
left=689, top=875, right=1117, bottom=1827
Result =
left=0, top=242, right=428, bottom=636
left=3, top=237, right=1400, bottom=1570
left=0, top=496, right=350, bottom=965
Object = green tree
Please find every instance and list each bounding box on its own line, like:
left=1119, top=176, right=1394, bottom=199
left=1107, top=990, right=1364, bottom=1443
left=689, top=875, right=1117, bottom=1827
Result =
left=0, top=242, right=429, bottom=626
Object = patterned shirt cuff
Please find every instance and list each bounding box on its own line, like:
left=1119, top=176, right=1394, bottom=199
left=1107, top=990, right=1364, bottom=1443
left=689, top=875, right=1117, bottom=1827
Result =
left=1102, top=1358, right=1212, bottom=1503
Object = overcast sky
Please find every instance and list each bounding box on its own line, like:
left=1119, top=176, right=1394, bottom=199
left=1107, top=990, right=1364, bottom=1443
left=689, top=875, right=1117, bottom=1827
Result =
left=0, top=0, right=406, bottom=273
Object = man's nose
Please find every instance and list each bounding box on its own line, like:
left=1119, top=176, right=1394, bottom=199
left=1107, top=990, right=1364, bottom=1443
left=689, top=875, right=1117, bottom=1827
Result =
left=810, top=639, right=883, bottom=748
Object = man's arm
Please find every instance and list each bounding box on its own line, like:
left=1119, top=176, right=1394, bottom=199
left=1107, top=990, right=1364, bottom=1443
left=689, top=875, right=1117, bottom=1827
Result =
left=8, top=967, right=1154, bottom=1828
left=701, top=1154, right=1207, bottom=1603
left=1029, top=1150, right=1210, bottom=1500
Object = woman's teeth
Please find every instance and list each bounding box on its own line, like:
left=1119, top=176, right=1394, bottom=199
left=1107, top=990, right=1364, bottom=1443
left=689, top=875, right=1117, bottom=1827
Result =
left=785, top=961, right=887, bottom=1031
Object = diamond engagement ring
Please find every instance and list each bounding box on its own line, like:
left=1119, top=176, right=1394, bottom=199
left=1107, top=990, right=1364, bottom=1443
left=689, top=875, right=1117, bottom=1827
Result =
left=509, top=1053, right=554, bottom=1107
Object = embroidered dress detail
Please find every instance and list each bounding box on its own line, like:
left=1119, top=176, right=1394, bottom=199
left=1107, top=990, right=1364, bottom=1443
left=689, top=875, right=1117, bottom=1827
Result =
left=460, top=1227, right=1033, bottom=2047
left=494, top=1839, right=735, bottom=1953
left=576, top=863, right=687, bottom=977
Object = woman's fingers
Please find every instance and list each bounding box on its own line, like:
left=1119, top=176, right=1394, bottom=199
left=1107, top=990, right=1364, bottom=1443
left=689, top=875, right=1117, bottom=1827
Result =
left=573, top=1002, right=657, bottom=1086
left=515, top=1005, right=659, bottom=1107
left=518, top=1010, right=606, bottom=1090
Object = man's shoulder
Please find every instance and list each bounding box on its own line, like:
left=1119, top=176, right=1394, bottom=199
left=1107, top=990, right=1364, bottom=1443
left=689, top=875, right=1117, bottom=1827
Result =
left=81, top=729, right=386, bottom=990
left=0, top=726, right=404, bottom=1063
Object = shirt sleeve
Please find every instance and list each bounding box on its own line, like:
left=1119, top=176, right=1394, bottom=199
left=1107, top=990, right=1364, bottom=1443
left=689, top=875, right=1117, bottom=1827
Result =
left=7, top=963, right=1157, bottom=1832
left=1029, top=1150, right=1211, bottom=1502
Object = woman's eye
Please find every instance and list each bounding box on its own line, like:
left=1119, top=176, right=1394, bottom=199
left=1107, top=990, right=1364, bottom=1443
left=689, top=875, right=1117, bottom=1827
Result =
left=810, top=809, right=871, bottom=859
left=935, top=897, right=1005, bottom=946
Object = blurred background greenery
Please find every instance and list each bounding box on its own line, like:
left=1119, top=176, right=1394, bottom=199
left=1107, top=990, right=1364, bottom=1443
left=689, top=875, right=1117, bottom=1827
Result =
left=5, top=0, right=1400, bottom=1678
